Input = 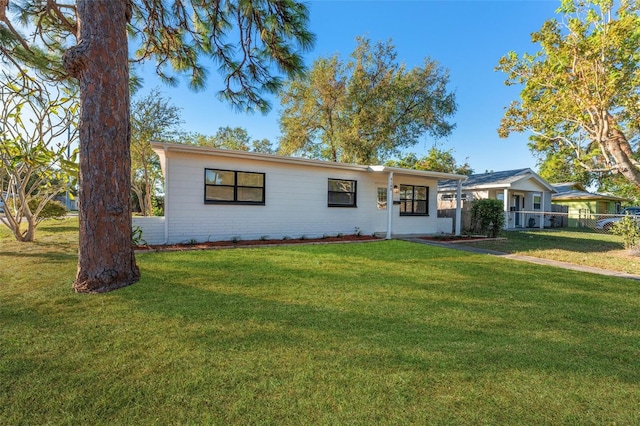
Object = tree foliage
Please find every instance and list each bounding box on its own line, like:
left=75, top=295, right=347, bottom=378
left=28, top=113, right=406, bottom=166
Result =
left=3, top=0, right=315, bottom=112
left=131, top=88, right=182, bottom=216
left=0, top=70, right=78, bottom=242
left=183, top=126, right=275, bottom=153
left=385, top=147, right=473, bottom=175
left=0, top=0, right=313, bottom=292
left=497, top=0, right=640, bottom=191
left=279, top=37, right=457, bottom=164
left=611, top=215, right=640, bottom=251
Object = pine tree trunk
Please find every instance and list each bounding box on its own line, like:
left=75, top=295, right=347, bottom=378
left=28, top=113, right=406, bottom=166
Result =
left=66, top=0, right=140, bottom=293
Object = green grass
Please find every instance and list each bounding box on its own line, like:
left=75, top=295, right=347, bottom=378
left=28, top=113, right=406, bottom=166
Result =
left=2, top=219, right=640, bottom=424
left=467, top=229, right=640, bottom=274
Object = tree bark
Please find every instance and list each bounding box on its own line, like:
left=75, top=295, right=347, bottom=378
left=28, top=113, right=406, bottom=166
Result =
left=604, top=115, right=640, bottom=190
left=67, top=0, right=140, bottom=293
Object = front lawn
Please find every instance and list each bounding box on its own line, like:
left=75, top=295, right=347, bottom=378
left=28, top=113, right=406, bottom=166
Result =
left=2, top=219, right=640, bottom=424
left=466, top=229, right=640, bottom=274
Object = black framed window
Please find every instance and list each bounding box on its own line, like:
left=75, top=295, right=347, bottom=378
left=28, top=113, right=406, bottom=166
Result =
left=205, top=168, right=265, bottom=205
left=400, top=184, right=428, bottom=216
left=328, top=179, right=357, bottom=207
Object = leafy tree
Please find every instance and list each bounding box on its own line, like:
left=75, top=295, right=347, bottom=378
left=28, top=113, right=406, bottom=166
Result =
left=597, top=173, right=640, bottom=205
left=497, top=0, right=640, bottom=192
left=131, top=88, right=182, bottom=216
left=1, top=0, right=313, bottom=293
left=537, top=157, right=593, bottom=187
left=183, top=127, right=275, bottom=153
left=279, top=36, right=457, bottom=164
left=386, top=147, right=473, bottom=175
left=611, top=215, right=640, bottom=252
left=0, top=70, right=78, bottom=242
left=251, top=138, right=276, bottom=154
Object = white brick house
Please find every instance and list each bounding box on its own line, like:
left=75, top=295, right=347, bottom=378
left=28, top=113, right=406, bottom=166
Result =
left=135, top=142, right=467, bottom=245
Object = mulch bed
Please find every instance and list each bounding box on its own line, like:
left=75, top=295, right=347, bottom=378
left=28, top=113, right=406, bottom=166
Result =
left=136, top=234, right=380, bottom=252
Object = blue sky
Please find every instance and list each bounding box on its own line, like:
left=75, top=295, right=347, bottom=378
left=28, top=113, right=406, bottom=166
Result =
left=136, top=0, right=559, bottom=173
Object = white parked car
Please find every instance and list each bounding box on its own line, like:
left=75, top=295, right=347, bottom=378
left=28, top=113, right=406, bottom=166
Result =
left=595, top=207, right=640, bottom=231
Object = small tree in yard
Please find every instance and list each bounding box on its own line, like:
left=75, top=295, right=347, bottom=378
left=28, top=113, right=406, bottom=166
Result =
left=470, top=199, right=505, bottom=238
left=611, top=216, right=640, bottom=254
left=0, top=70, right=78, bottom=242
left=131, top=88, right=182, bottom=216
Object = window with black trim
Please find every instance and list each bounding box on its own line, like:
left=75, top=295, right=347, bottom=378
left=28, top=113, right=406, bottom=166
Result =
left=204, top=168, right=265, bottom=204
left=400, top=184, right=428, bottom=216
left=328, top=179, right=357, bottom=207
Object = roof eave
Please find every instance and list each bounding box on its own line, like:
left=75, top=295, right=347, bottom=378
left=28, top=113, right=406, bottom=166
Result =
left=152, top=142, right=469, bottom=180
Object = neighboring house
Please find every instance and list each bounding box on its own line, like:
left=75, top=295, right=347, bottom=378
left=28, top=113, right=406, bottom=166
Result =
left=551, top=182, right=628, bottom=228
left=134, top=142, right=468, bottom=245
left=438, top=168, right=555, bottom=230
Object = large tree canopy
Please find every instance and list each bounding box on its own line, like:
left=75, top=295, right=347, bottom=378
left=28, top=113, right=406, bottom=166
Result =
left=497, top=0, right=640, bottom=191
left=385, top=147, right=473, bottom=176
left=1, top=0, right=313, bottom=293
left=278, top=37, right=457, bottom=164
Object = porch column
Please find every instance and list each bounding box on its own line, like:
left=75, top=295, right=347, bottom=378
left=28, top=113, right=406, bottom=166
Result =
left=385, top=172, right=394, bottom=239
left=539, top=192, right=545, bottom=229
left=503, top=188, right=509, bottom=230
left=455, top=180, right=462, bottom=236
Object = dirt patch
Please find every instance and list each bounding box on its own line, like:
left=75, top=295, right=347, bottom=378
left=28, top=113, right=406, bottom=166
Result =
left=136, top=234, right=380, bottom=252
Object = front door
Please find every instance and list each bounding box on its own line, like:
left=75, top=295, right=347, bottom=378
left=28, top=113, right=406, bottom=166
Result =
left=514, top=195, right=522, bottom=227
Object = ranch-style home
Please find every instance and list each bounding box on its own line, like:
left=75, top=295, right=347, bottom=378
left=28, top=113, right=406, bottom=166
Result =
left=438, top=168, right=555, bottom=231
left=134, top=142, right=468, bottom=245
left=551, top=182, right=628, bottom=228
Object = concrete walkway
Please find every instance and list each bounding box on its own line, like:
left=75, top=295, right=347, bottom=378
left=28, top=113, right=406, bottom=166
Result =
left=402, top=237, right=640, bottom=281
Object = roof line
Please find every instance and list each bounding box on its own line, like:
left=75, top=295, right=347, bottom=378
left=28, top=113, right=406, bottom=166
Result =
left=152, top=142, right=467, bottom=181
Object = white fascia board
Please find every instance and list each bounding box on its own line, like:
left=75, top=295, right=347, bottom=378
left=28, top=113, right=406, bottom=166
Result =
left=151, top=142, right=469, bottom=180
left=151, top=141, right=369, bottom=172
left=369, top=165, right=468, bottom=181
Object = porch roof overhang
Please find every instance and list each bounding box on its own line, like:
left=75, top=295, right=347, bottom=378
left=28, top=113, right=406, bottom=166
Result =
left=439, top=177, right=557, bottom=193
left=552, top=192, right=628, bottom=202
left=368, top=165, right=467, bottom=182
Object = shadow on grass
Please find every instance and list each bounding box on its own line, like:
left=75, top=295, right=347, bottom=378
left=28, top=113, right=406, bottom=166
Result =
left=0, top=251, right=76, bottom=263
left=36, top=225, right=79, bottom=234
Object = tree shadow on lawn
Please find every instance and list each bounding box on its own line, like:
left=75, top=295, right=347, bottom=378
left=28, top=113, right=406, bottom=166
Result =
left=36, top=225, right=79, bottom=234
left=0, top=250, right=76, bottom=263
left=117, top=247, right=640, bottom=384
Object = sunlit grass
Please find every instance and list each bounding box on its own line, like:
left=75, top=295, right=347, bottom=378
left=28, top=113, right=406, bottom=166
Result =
left=2, top=219, right=640, bottom=424
left=467, top=228, right=640, bottom=274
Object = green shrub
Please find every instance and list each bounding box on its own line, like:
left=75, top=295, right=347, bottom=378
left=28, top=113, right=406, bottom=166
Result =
left=29, top=198, right=67, bottom=222
left=470, top=198, right=505, bottom=238
left=611, top=216, right=640, bottom=251
left=132, top=225, right=147, bottom=246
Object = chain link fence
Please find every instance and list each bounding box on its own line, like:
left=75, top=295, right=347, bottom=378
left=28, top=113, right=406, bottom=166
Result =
left=438, top=207, right=639, bottom=235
